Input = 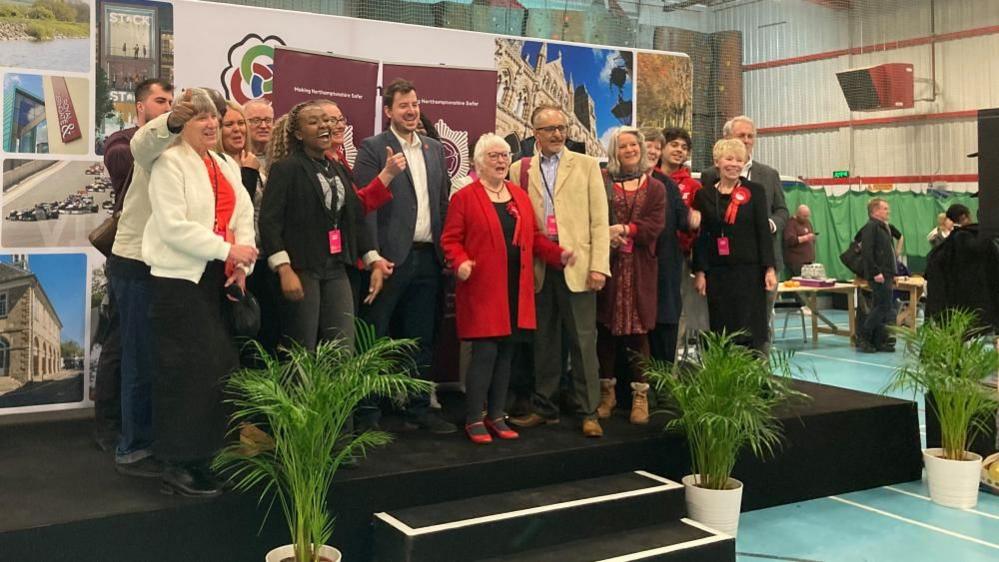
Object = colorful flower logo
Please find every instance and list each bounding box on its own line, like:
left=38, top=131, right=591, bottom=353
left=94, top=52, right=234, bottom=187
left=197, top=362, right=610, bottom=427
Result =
left=220, top=34, right=286, bottom=104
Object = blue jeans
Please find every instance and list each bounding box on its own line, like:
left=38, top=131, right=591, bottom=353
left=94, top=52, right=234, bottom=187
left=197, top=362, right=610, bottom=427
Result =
left=109, top=257, right=155, bottom=463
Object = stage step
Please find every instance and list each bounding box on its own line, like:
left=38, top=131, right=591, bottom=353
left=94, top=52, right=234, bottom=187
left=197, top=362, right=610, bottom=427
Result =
left=479, top=519, right=734, bottom=562
left=373, top=470, right=731, bottom=562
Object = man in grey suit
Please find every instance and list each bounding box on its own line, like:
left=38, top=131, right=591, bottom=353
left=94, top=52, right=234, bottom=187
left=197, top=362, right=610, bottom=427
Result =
left=700, top=115, right=788, bottom=347
left=353, top=78, right=455, bottom=434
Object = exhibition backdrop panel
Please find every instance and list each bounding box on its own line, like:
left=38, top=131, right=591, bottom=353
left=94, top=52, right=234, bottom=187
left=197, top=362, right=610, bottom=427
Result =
left=0, top=0, right=692, bottom=415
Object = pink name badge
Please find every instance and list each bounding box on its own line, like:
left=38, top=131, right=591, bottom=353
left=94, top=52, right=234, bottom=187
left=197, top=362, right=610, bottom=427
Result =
left=717, top=236, right=730, bottom=256
left=620, top=238, right=634, bottom=253
left=328, top=229, right=342, bottom=254
left=546, top=215, right=558, bottom=237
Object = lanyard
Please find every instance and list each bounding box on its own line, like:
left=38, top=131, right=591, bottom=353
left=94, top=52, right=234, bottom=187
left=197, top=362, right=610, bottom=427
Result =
left=615, top=177, right=643, bottom=225
left=205, top=155, right=220, bottom=233
left=540, top=159, right=556, bottom=203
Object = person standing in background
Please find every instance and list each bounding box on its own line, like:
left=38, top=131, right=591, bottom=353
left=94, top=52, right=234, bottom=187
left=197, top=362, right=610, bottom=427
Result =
left=783, top=204, right=816, bottom=277
left=95, top=79, right=175, bottom=455
left=858, top=198, right=897, bottom=353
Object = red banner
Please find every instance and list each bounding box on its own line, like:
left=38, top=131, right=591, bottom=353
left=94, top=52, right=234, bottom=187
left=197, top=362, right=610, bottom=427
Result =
left=382, top=63, right=497, bottom=187
left=271, top=47, right=379, bottom=167
left=50, top=77, right=82, bottom=144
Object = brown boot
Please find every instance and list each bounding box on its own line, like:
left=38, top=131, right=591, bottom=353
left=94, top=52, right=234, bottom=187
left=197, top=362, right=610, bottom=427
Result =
left=238, top=422, right=275, bottom=456
left=582, top=418, right=604, bottom=438
left=596, top=378, right=617, bottom=419
left=630, top=382, right=650, bottom=425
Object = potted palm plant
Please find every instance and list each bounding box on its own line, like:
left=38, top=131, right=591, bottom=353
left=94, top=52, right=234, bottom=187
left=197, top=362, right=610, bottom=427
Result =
left=885, top=309, right=998, bottom=509
left=213, top=322, right=434, bottom=562
left=646, top=331, right=806, bottom=536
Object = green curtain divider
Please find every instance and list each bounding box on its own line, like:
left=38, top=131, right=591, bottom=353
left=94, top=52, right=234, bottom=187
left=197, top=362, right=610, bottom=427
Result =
left=782, top=185, right=979, bottom=281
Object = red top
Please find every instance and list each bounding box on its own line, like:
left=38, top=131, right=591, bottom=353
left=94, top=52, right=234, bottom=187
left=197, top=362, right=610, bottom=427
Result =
left=670, top=166, right=702, bottom=255
left=441, top=180, right=564, bottom=339
left=204, top=155, right=236, bottom=238
left=324, top=148, right=392, bottom=214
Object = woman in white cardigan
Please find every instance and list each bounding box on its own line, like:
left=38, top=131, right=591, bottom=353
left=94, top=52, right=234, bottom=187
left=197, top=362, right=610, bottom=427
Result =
left=142, top=88, right=258, bottom=498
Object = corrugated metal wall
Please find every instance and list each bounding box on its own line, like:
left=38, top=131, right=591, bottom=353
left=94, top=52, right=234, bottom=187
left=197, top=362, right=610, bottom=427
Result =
left=728, top=0, right=999, bottom=187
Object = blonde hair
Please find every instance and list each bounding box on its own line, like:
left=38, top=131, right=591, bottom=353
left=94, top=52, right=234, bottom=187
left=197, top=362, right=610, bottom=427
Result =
left=712, top=138, right=748, bottom=164
left=605, top=127, right=649, bottom=177
left=215, top=100, right=245, bottom=155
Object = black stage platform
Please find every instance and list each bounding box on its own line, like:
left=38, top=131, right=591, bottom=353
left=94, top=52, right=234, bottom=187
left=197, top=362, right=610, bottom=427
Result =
left=0, top=379, right=922, bottom=561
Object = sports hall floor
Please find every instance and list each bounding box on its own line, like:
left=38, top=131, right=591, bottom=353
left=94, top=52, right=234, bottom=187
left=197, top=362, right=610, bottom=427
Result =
left=736, top=310, right=999, bottom=562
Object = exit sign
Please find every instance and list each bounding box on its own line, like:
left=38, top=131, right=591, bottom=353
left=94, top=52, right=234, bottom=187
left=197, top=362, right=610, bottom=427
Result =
left=833, top=170, right=850, bottom=178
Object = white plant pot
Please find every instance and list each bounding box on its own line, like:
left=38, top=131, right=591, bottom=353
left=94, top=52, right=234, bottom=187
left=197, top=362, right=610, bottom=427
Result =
left=265, top=544, right=342, bottom=562
left=682, top=474, right=744, bottom=537
left=923, top=448, right=983, bottom=509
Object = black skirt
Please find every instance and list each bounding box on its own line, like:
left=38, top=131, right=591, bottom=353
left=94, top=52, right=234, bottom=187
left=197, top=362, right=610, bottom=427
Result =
left=705, top=263, right=768, bottom=352
left=150, top=261, right=238, bottom=463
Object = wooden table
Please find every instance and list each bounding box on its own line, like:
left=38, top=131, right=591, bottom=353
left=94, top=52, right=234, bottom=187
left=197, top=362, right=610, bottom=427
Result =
left=778, top=282, right=857, bottom=345
left=854, top=276, right=926, bottom=329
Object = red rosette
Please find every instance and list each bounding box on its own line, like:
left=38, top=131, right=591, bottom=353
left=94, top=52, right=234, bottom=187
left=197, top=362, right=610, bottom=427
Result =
left=723, top=185, right=751, bottom=224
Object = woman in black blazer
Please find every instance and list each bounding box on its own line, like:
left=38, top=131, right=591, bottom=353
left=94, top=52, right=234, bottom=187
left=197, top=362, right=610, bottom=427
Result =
left=259, top=101, right=404, bottom=350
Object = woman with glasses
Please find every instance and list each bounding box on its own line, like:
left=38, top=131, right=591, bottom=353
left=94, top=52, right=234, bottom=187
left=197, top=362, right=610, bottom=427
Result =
left=259, top=101, right=406, bottom=352
left=441, top=133, right=574, bottom=444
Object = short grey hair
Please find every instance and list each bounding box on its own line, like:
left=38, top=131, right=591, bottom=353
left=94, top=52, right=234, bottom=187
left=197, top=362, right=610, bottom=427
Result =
left=722, top=115, right=756, bottom=137
left=605, top=127, right=649, bottom=177
left=472, top=133, right=511, bottom=172
left=243, top=98, right=272, bottom=112
left=180, top=87, right=223, bottom=119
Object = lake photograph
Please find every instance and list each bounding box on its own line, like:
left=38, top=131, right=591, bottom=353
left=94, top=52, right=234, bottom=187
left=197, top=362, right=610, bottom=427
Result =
left=0, top=0, right=91, bottom=73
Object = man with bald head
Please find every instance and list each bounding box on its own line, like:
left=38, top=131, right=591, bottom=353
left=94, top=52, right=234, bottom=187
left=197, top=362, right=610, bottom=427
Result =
left=784, top=204, right=816, bottom=277
left=243, top=99, right=274, bottom=160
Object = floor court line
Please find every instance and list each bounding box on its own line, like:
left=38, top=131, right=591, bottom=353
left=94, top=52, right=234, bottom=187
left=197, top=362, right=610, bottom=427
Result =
left=795, top=351, right=895, bottom=370
left=883, top=486, right=999, bottom=521
left=828, top=496, right=999, bottom=550
left=736, top=552, right=824, bottom=562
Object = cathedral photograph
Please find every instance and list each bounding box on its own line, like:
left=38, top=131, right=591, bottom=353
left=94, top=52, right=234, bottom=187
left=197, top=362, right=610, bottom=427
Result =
left=495, top=38, right=635, bottom=158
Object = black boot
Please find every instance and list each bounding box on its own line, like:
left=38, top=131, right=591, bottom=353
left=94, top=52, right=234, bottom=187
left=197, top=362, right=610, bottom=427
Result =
left=161, top=462, right=222, bottom=498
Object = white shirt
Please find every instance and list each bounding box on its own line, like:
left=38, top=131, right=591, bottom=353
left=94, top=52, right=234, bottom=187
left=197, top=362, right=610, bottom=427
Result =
left=741, top=158, right=776, bottom=234
left=391, top=126, right=432, bottom=243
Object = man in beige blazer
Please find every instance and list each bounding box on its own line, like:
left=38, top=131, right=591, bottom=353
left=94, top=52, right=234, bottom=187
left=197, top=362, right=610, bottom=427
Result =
left=509, top=104, right=611, bottom=437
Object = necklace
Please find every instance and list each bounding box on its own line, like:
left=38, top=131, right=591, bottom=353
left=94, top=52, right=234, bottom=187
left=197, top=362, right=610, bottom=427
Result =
left=483, top=181, right=506, bottom=199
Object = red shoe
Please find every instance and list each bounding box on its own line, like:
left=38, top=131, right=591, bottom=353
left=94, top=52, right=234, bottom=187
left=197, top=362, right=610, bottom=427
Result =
left=465, top=422, right=492, bottom=444
left=484, top=417, right=520, bottom=440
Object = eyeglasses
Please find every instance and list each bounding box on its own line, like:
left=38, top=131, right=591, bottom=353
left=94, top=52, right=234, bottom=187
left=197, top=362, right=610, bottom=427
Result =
left=535, top=125, right=567, bottom=134
left=329, top=116, right=348, bottom=126
left=247, top=117, right=274, bottom=127
left=486, top=151, right=511, bottom=161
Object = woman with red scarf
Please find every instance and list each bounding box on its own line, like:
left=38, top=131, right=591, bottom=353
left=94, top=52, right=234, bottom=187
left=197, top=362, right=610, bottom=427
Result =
left=441, top=133, right=572, bottom=444
left=692, top=139, right=776, bottom=352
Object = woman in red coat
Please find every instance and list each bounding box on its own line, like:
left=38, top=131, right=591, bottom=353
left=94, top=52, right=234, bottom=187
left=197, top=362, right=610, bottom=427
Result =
left=442, top=133, right=573, bottom=444
left=596, top=127, right=666, bottom=425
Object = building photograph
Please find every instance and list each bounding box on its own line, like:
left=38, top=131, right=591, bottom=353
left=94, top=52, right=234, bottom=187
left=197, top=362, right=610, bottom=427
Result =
left=2, top=72, right=91, bottom=155
left=0, top=253, right=87, bottom=409
left=495, top=38, right=633, bottom=158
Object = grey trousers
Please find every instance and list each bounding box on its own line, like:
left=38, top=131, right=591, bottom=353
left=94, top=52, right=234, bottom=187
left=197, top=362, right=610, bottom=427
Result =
left=531, top=269, right=600, bottom=420
left=280, top=267, right=355, bottom=352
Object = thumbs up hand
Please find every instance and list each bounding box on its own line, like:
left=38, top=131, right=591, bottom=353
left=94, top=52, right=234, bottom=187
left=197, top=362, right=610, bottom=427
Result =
left=382, top=146, right=408, bottom=179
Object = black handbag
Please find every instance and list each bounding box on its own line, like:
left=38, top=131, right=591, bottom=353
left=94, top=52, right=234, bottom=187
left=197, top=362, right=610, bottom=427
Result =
left=224, top=287, right=261, bottom=339
left=839, top=240, right=864, bottom=277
